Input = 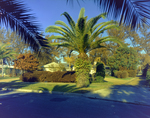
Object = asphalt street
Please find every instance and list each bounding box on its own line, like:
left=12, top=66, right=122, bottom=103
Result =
left=0, top=90, right=150, bottom=118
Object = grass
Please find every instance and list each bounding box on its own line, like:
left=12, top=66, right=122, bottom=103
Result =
left=0, top=76, right=136, bottom=94
left=105, top=76, right=133, bottom=80
left=0, top=76, right=20, bottom=80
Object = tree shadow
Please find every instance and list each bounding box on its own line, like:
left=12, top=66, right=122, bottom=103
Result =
left=0, top=80, right=36, bottom=90
left=52, top=84, right=90, bottom=94
left=137, top=75, right=148, bottom=87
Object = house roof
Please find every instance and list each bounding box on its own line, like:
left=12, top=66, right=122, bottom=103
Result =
left=43, top=62, right=60, bottom=68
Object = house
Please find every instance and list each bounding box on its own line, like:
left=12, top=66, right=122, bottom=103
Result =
left=43, top=62, right=61, bottom=72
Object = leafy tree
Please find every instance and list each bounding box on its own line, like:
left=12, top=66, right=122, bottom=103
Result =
left=0, top=0, right=48, bottom=53
left=108, top=47, right=139, bottom=71
left=14, top=53, right=39, bottom=72
left=45, top=7, right=122, bottom=87
left=64, top=56, right=77, bottom=70
left=0, top=27, right=30, bottom=54
left=0, top=43, right=17, bottom=77
left=68, top=0, right=150, bottom=29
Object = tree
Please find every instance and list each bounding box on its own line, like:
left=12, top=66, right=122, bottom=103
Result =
left=0, top=27, right=30, bottom=54
left=108, top=47, right=139, bottom=71
left=0, top=0, right=48, bottom=53
left=69, top=0, right=150, bottom=29
left=64, top=56, right=77, bottom=70
left=14, top=53, right=39, bottom=72
left=0, top=43, right=17, bottom=77
left=45, top=7, right=123, bottom=87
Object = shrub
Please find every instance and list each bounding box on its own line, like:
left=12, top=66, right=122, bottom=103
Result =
left=20, top=71, right=76, bottom=83
left=112, top=70, right=118, bottom=77
left=116, top=71, right=122, bottom=78
left=96, top=62, right=105, bottom=78
left=127, top=70, right=137, bottom=77
left=121, top=71, right=128, bottom=78
left=146, top=71, right=150, bottom=81
left=20, top=72, right=33, bottom=82
left=93, top=76, right=104, bottom=83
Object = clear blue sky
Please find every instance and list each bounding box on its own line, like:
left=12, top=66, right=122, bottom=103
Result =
left=23, top=0, right=109, bottom=35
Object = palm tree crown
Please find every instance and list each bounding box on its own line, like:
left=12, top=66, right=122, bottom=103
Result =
left=46, top=8, right=122, bottom=60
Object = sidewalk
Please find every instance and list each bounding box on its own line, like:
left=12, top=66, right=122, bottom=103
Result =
left=1, top=76, right=150, bottom=106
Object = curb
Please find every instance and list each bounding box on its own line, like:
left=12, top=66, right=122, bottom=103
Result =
left=1, top=87, right=150, bottom=107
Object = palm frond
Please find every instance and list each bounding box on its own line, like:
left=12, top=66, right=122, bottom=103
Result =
left=94, top=0, right=150, bottom=29
left=78, top=7, right=85, bottom=18
left=55, top=20, right=75, bottom=35
left=61, top=11, right=76, bottom=32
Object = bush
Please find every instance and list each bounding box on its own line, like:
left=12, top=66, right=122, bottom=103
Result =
left=20, top=71, right=76, bottom=83
left=93, top=76, right=104, bottom=83
left=121, top=71, right=128, bottom=78
left=127, top=70, right=137, bottom=77
left=146, top=71, right=150, bottom=81
left=96, top=62, right=105, bottom=78
left=116, top=71, right=122, bottom=78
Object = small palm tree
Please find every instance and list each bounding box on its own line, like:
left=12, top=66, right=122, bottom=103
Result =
left=45, top=7, right=123, bottom=87
left=0, top=43, right=17, bottom=77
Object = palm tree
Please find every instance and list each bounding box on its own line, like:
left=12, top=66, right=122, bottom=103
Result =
left=67, top=0, right=150, bottom=29
left=0, top=0, right=48, bottom=53
left=45, top=7, right=122, bottom=87
left=0, top=43, right=17, bottom=77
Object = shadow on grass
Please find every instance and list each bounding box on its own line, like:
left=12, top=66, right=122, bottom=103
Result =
left=0, top=80, right=36, bottom=89
left=52, top=84, right=91, bottom=94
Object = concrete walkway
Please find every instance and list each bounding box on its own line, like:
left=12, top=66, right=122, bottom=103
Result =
left=1, top=76, right=150, bottom=106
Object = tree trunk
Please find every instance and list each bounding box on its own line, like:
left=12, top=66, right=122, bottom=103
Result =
left=76, top=53, right=90, bottom=87
left=78, top=53, right=88, bottom=61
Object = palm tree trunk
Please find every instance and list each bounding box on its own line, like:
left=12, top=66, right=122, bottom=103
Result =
left=78, top=53, right=88, bottom=61
left=76, top=53, right=90, bottom=87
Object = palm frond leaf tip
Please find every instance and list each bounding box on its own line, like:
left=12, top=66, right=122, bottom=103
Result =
left=0, top=0, right=49, bottom=53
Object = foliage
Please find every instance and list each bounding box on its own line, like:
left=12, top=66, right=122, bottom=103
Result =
left=0, top=0, right=49, bottom=53
left=45, top=7, right=122, bottom=60
left=115, top=71, right=122, bottom=78
left=96, top=62, right=105, bottom=78
left=59, top=63, right=66, bottom=71
left=20, top=71, right=76, bottom=83
left=146, top=71, right=150, bottom=81
left=14, top=53, right=39, bottom=72
left=121, top=71, right=128, bottom=78
left=70, top=0, right=150, bottom=29
left=127, top=70, right=137, bottom=77
left=45, top=7, right=122, bottom=87
left=74, top=58, right=92, bottom=87
left=108, top=46, right=139, bottom=70
left=64, top=56, right=76, bottom=70
left=93, top=76, right=104, bottom=83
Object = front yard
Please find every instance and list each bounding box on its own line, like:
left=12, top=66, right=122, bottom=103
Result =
left=0, top=76, right=141, bottom=93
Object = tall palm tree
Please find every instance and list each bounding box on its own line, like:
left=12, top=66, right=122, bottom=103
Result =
left=45, top=7, right=123, bottom=87
left=0, top=43, right=17, bottom=77
left=67, top=0, right=150, bottom=29
left=0, top=0, right=48, bottom=53
left=46, top=8, right=122, bottom=60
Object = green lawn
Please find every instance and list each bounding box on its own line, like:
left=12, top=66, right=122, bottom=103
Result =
left=0, top=76, right=135, bottom=94
left=105, top=76, right=133, bottom=80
